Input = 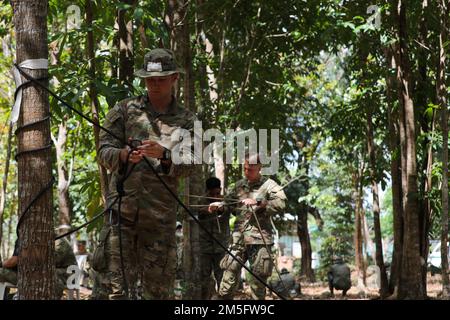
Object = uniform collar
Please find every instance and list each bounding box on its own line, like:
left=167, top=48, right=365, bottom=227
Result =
left=142, top=94, right=179, bottom=117
left=244, top=175, right=268, bottom=189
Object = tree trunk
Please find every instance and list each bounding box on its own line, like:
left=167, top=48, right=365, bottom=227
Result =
left=384, top=46, right=404, bottom=297
left=366, top=110, right=390, bottom=297
left=117, top=0, right=135, bottom=86
left=167, top=0, right=202, bottom=299
left=353, top=167, right=366, bottom=289
left=86, top=0, right=109, bottom=202
left=416, top=0, right=431, bottom=293
left=195, top=0, right=226, bottom=190
left=361, top=209, right=376, bottom=264
left=52, top=123, right=73, bottom=236
left=297, top=203, right=315, bottom=282
left=438, top=0, right=450, bottom=298
left=0, top=123, right=13, bottom=249
left=12, top=0, right=56, bottom=299
left=393, top=0, right=425, bottom=299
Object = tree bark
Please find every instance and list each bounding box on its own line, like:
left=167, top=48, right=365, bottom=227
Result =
left=0, top=123, right=13, bottom=249
left=86, top=0, right=109, bottom=203
left=297, top=203, right=314, bottom=282
left=438, top=0, right=450, bottom=298
left=12, top=0, right=56, bottom=299
left=366, top=110, right=390, bottom=297
left=353, top=165, right=366, bottom=289
left=393, top=0, right=425, bottom=299
left=384, top=46, right=404, bottom=297
left=416, top=0, right=431, bottom=293
left=52, top=123, right=72, bottom=236
left=117, top=0, right=135, bottom=86
left=166, top=0, right=202, bottom=299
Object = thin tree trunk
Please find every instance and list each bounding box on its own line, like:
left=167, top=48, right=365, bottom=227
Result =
left=438, top=0, right=450, bottom=298
left=297, top=203, right=315, bottom=282
left=385, top=46, right=404, bottom=297
left=52, top=123, right=72, bottom=236
left=361, top=209, right=376, bottom=264
left=417, top=0, right=431, bottom=293
left=117, top=0, right=135, bottom=86
left=86, top=0, right=109, bottom=203
left=12, top=0, right=56, bottom=299
left=0, top=123, right=13, bottom=249
left=167, top=0, right=202, bottom=299
left=394, top=0, right=425, bottom=299
left=366, top=110, right=390, bottom=297
left=353, top=166, right=366, bottom=289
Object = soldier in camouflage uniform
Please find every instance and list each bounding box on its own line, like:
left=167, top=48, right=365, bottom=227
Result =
left=328, top=256, right=351, bottom=297
left=0, top=238, right=77, bottom=299
left=211, top=154, right=287, bottom=300
left=198, top=177, right=230, bottom=299
left=98, top=48, right=197, bottom=300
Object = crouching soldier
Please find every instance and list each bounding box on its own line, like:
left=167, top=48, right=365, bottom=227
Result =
left=328, top=256, right=351, bottom=297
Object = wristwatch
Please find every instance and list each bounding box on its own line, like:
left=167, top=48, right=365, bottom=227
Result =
left=161, top=148, right=171, bottom=161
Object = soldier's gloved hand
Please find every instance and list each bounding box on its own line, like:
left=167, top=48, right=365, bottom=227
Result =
left=241, top=198, right=257, bottom=207
left=208, top=202, right=224, bottom=213
left=137, top=140, right=165, bottom=159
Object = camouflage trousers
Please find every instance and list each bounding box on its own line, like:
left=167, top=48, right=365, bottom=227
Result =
left=90, top=269, right=111, bottom=300
left=218, top=244, right=273, bottom=300
left=200, top=252, right=225, bottom=299
left=108, top=216, right=177, bottom=300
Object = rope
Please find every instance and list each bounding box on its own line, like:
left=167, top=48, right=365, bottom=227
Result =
left=249, top=205, right=290, bottom=299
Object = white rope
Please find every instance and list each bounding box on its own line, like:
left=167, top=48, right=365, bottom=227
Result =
left=11, top=59, right=48, bottom=124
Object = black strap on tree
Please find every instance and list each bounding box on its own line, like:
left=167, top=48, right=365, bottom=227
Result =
left=13, top=63, right=287, bottom=300
left=13, top=72, right=54, bottom=237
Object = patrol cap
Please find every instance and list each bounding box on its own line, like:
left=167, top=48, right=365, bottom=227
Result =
left=135, top=48, right=184, bottom=78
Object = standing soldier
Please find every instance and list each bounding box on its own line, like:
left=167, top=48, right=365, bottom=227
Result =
left=98, top=48, right=197, bottom=299
left=198, top=177, right=231, bottom=299
left=211, top=153, right=287, bottom=300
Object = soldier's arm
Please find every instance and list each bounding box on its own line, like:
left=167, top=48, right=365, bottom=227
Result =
left=98, top=103, right=127, bottom=173
left=261, top=183, right=287, bottom=216
left=160, top=112, right=199, bottom=177
left=222, top=184, right=241, bottom=216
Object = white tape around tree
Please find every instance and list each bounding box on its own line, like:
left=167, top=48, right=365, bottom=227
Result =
left=10, top=59, right=49, bottom=124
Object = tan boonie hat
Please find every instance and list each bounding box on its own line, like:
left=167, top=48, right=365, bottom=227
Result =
left=135, top=48, right=184, bottom=78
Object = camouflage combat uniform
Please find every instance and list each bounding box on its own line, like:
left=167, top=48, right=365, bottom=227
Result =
left=55, top=238, right=78, bottom=298
left=98, top=94, right=196, bottom=300
left=328, top=259, right=351, bottom=295
left=198, top=198, right=230, bottom=299
left=218, top=176, right=286, bottom=300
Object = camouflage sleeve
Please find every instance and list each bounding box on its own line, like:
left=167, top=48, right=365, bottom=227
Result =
left=163, top=111, right=199, bottom=178
left=264, top=182, right=287, bottom=216
left=98, top=103, right=126, bottom=173
left=55, top=238, right=77, bottom=268
left=222, top=183, right=240, bottom=216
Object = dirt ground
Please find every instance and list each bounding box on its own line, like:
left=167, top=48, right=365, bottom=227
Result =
left=70, top=273, right=445, bottom=300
